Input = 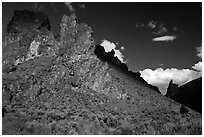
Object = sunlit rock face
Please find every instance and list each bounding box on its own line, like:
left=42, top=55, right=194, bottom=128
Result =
left=2, top=10, right=202, bottom=135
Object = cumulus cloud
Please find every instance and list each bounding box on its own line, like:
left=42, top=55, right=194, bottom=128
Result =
left=152, top=35, right=177, bottom=42
left=101, top=40, right=116, bottom=52
left=100, top=40, right=126, bottom=63
left=114, top=49, right=125, bottom=63
left=140, top=68, right=201, bottom=95
left=140, top=44, right=202, bottom=95
left=64, top=2, right=75, bottom=12
left=192, top=62, right=202, bottom=72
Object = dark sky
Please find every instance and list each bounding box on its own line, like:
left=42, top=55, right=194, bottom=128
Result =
left=2, top=2, right=201, bottom=71
left=2, top=2, right=202, bottom=94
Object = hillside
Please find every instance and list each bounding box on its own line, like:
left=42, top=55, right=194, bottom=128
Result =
left=2, top=10, right=202, bottom=135
left=166, top=77, right=202, bottom=113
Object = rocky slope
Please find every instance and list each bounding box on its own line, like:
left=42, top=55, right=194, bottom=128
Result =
left=2, top=10, right=202, bottom=135
left=166, top=77, right=202, bottom=113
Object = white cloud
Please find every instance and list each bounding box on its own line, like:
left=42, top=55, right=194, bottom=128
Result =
left=196, top=46, right=202, bottom=59
left=147, top=21, right=157, bottom=29
left=152, top=35, right=177, bottom=42
left=79, top=4, right=86, bottom=9
left=140, top=45, right=202, bottom=95
left=114, top=49, right=125, bottom=63
left=120, top=46, right=125, bottom=51
left=136, top=21, right=172, bottom=36
left=152, top=24, right=168, bottom=35
left=140, top=68, right=201, bottom=95
left=192, top=62, right=202, bottom=72
left=100, top=40, right=126, bottom=63
left=101, top=40, right=116, bottom=52
left=173, top=27, right=178, bottom=31
left=193, top=46, right=202, bottom=72
left=136, top=21, right=169, bottom=36
left=64, top=2, right=75, bottom=12
left=136, top=23, right=145, bottom=28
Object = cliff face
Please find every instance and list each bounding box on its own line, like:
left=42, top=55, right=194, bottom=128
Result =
left=2, top=10, right=202, bottom=135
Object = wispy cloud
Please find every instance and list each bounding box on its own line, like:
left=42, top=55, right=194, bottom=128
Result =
left=135, top=23, right=145, bottom=28
left=136, top=21, right=169, bottom=35
left=152, top=35, right=177, bottom=42
left=34, top=3, right=45, bottom=11
left=100, top=40, right=126, bottom=63
left=79, top=3, right=86, bottom=9
left=64, top=2, right=75, bottom=12
left=196, top=46, right=202, bottom=59
left=173, top=27, right=178, bottom=31
left=152, top=23, right=168, bottom=35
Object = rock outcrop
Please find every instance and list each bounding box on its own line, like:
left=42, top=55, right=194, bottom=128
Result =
left=165, top=80, right=179, bottom=98
left=6, top=9, right=51, bottom=34
left=2, top=10, right=202, bottom=135
left=94, top=44, right=160, bottom=93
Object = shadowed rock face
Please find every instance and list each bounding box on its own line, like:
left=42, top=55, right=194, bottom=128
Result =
left=94, top=44, right=128, bottom=72
left=166, top=80, right=179, bottom=98
left=2, top=10, right=202, bottom=135
left=94, top=44, right=160, bottom=94
left=6, top=10, right=51, bottom=34
left=170, top=77, right=202, bottom=113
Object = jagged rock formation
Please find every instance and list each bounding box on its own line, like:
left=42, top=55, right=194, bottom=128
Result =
left=2, top=10, right=202, bottom=135
left=94, top=44, right=161, bottom=93
left=169, top=77, right=202, bottom=113
left=166, top=80, right=179, bottom=98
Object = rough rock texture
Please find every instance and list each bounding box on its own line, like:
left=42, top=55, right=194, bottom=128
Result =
left=2, top=10, right=202, bottom=135
left=94, top=44, right=161, bottom=94
left=6, top=10, right=51, bottom=34
left=166, top=80, right=179, bottom=98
